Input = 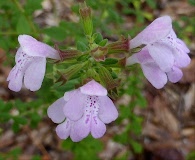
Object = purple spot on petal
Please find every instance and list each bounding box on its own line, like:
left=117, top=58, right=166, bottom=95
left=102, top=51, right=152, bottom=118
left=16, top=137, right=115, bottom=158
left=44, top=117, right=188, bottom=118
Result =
left=93, top=116, right=97, bottom=124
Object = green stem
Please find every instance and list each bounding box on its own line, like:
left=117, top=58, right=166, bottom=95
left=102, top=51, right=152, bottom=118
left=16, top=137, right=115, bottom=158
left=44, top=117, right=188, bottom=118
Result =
left=53, top=64, right=57, bottom=83
left=0, top=32, right=18, bottom=35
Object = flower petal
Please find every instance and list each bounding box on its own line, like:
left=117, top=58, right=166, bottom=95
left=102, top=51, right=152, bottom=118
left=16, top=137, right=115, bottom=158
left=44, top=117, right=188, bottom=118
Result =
left=134, top=47, right=154, bottom=64
left=172, top=38, right=191, bottom=68
left=148, top=42, right=174, bottom=72
left=15, top=47, right=34, bottom=70
left=47, top=97, right=66, bottom=123
left=72, top=115, right=90, bottom=140
left=63, top=90, right=85, bottom=121
left=174, top=49, right=191, bottom=68
left=64, top=90, right=77, bottom=102
left=24, top=57, right=46, bottom=91
left=91, top=116, right=106, bottom=138
left=70, top=126, right=84, bottom=142
left=126, top=54, right=139, bottom=65
left=98, top=96, right=118, bottom=124
left=80, top=80, right=107, bottom=96
left=7, top=66, right=24, bottom=92
left=161, top=30, right=190, bottom=68
left=175, top=38, right=190, bottom=53
left=141, top=62, right=167, bottom=89
left=167, top=66, right=183, bottom=83
left=56, top=119, right=72, bottom=139
left=130, top=16, right=172, bottom=48
left=18, top=35, right=60, bottom=60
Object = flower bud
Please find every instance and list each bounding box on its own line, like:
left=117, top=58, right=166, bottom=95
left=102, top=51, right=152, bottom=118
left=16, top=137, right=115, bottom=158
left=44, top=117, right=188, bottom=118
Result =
left=54, top=45, right=82, bottom=61
left=79, top=4, right=93, bottom=36
left=56, top=62, right=87, bottom=84
left=107, top=36, right=130, bottom=54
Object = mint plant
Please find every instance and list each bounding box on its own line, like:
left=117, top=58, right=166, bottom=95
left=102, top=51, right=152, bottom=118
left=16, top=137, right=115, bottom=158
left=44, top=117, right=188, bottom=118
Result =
left=6, top=3, right=191, bottom=143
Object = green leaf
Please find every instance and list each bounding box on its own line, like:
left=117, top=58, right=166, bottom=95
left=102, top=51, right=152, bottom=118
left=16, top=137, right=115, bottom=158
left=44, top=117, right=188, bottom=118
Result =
left=114, top=130, right=128, bottom=144
left=146, top=0, right=157, bottom=9
left=32, top=155, right=41, bottom=160
left=30, top=113, right=41, bottom=128
left=99, top=39, right=108, bottom=46
left=24, top=0, right=42, bottom=14
left=13, top=117, right=27, bottom=125
left=76, top=41, right=88, bottom=51
left=187, top=151, right=195, bottom=160
left=100, top=58, right=118, bottom=65
left=9, top=148, right=22, bottom=156
left=0, top=113, right=11, bottom=121
left=188, top=0, right=195, bottom=5
left=93, top=32, right=103, bottom=44
left=44, top=26, right=67, bottom=41
left=12, top=122, right=20, bottom=132
left=0, top=38, right=9, bottom=50
left=129, top=140, right=142, bottom=153
left=16, top=15, right=31, bottom=34
left=62, top=136, right=103, bottom=160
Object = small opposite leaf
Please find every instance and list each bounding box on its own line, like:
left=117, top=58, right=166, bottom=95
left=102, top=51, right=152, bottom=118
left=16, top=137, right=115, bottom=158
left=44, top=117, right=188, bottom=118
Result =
left=99, top=39, right=108, bottom=46
left=94, top=32, right=103, bottom=44
left=77, top=41, right=88, bottom=51
left=16, top=15, right=31, bottom=34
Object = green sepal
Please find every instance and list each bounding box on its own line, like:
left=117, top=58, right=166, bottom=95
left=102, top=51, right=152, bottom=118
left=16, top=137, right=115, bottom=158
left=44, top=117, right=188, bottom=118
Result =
left=79, top=4, right=93, bottom=36
left=56, top=62, right=87, bottom=85
left=98, top=65, right=119, bottom=91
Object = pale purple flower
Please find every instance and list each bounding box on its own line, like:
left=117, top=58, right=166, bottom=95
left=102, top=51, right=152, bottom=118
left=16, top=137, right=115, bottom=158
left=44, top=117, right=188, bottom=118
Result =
left=127, top=16, right=191, bottom=88
left=129, top=16, right=190, bottom=72
left=7, top=35, right=60, bottom=92
left=127, top=47, right=185, bottom=89
left=47, top=80, right=118, bottom=142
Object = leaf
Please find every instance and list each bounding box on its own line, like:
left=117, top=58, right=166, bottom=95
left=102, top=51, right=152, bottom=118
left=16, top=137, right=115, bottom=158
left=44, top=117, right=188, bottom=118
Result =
left=76, top=41, right=88, bottom=51
left=100, top=58, right=118, bottom=65
left=99, top=39, right=108, bottom=46
left=93, top=32, right=103, bottom=44
left=30, top=113, right=41, bottom=128
left=188, top=0, right=195, bottom=6
left=32, top=155, right=41, bottom=160
left=146, top=0, right=157, bottom=9
left=24, top=0, right=42, bottom=14
left=0, top=113, right=11, bottom=121
left=129, top=140, right=142, bottom=153
left=13, top=117, right=27, bottom=125
left=16, top=15, right=31, bottom=34
left=12, top=122, right=20, bottom=132
left=44, top=27, right=67, bottom=41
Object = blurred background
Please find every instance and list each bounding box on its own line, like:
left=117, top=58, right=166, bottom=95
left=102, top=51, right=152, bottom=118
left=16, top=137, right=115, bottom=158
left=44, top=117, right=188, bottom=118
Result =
left=0, top=0, right=195, bottom=160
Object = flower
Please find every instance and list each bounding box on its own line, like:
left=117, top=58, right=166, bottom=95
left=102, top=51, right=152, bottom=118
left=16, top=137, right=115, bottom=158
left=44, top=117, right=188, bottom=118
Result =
left=127, top=16, right=190, bottom=88
left=129, top=16, right=190, bottom=72
left=47, top=80, right=118, bottom=142
left=7, top=35, right=60, bottom=92
left=127, top=47, right=184, bottom=89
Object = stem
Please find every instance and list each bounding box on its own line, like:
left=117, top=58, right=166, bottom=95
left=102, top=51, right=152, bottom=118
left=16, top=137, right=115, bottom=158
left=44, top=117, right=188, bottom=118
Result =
left=53, top=64, right=57, bottom=83
left=0, top=32, right=18, bottom=35
left=87, top=35, right=94, bottom=50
